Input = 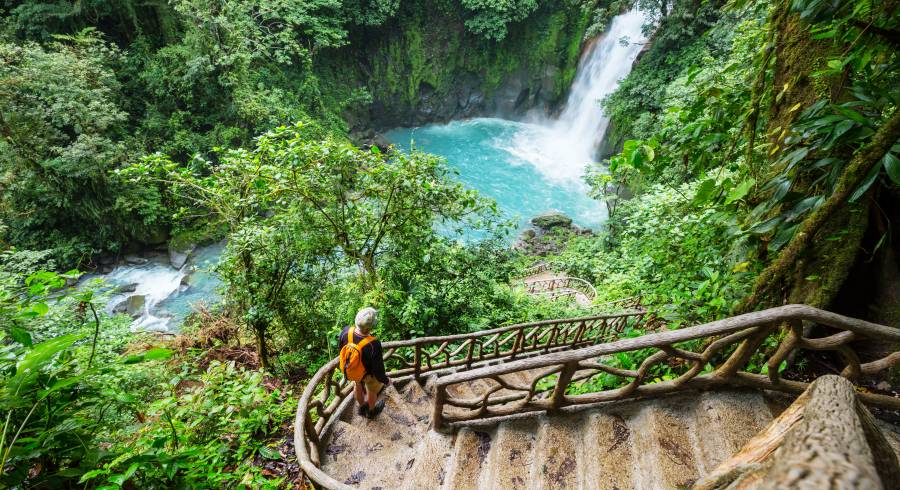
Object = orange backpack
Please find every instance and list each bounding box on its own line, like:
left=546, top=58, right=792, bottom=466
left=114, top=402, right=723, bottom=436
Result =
left=339, top=327, right=375, bottom=382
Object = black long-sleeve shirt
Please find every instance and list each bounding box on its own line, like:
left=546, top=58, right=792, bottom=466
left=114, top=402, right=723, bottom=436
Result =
left=338, top=325, right=388, bottom=384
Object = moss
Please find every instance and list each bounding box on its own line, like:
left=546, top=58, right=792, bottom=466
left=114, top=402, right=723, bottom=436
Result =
left=787, top=204, right=868, bottom=308
left=315, top=0, right=590, bottom=123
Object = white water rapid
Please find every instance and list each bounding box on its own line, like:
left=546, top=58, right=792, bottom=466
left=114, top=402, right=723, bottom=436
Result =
left=83, top=242, right=224, bottom=333
left=505, top=9, right=649, bottom=185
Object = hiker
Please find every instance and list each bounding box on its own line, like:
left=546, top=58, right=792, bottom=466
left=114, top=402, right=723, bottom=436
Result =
left=338, top=307, right=390, bottom=419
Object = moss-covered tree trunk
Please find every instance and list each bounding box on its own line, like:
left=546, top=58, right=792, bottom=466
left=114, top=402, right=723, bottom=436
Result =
left=737, top=4, right=884, bottom=314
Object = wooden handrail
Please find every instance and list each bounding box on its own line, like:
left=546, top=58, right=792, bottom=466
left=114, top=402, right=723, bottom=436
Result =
left=294, top=309, right=651, bottom=490
left=431, top=304, right=900, bottom=431
left=295, top=304, right=900, bottom=489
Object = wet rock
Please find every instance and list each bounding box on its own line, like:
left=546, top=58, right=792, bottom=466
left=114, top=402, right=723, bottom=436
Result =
left=124, top=255, right=148, bottom=265
left=113, top=282, right=138, bottom=294
left=113, top=294, right=146, bottom=318
left=169, top=242, right=196, bottom=269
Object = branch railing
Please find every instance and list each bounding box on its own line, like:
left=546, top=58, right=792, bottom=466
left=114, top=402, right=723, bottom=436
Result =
left=432, top=304, right=900, bottom=431
left=294, top=310, right=652, bottom=487
left=522, top=277, right=598, bottom=301
left=592, top=295, right=643, bottom=312
left=513, top=261, right=552, bottom=279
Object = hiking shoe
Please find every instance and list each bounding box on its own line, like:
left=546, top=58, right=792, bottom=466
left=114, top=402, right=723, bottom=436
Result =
left=366, top=399, right=385, bottom=419
left=357, top=403, right=369, bottom=417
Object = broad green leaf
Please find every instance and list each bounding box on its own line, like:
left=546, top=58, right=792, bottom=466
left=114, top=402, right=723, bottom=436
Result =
left=849, top=162, right=882, bottom=202
left=883, top=152, right=900, bottom=185
left=143, top=348, right=175, bottom=361
left=259, top=446, right=282, bottom=460
left=724, top=179, right=756, bottom=205
left=7, top=334, right=82, bottom=395
left=769, top=224, right=799, bottom=252
left=10, top=327, right=32, bottom=347
left=31, top=302, right=49, bottom=316
left=748, top=216, right=783, bottom=235
left=692, top=179, right=717, bottom=206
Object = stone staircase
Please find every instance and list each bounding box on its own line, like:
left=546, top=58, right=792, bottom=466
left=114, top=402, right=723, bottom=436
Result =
left=319, top=374, right=786, bottom=490
left=298, top=305, right=900, bottom=489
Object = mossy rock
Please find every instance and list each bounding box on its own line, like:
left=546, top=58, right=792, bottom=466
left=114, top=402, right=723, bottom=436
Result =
left=531, top=212, right=573, bottom=230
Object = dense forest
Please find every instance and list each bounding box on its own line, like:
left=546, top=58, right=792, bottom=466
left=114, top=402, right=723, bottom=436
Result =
left=1, top=0, right=898, bottom=488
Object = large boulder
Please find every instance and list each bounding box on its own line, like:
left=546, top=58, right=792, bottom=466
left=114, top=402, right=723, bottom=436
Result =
left=113, top=294, right=146, bottom=318
left=169, top=242, right=196, bottom=269
left=531, top=212, right=573, bottom=230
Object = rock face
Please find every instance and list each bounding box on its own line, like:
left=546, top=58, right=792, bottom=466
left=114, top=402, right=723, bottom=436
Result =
left=334, top=5, right=590, bottom=134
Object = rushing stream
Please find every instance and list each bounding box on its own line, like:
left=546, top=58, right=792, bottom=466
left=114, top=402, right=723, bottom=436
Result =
left=85, top=242, right=224, bottom=333
left=387, top=9, right=648, bottom=230
left=92, top=10, right=648, bottom=333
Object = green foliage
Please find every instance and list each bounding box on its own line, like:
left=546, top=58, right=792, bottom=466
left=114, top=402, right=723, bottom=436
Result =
left=380, top=238, right=521, bottom=338
left=127, top=122, right=501, bottom=368
left=0, top=265, right=294, bottom=488
left=0, top=32, right=167, bottom=265
left=460, top=0, right=540, bottom=40
left=602, top=0, right=728, bottom=147
left=85, top=361, right=294, bottom=489
left=556, top=179, right=754, bottom=325
left=0, top=268, right=169, bottom=488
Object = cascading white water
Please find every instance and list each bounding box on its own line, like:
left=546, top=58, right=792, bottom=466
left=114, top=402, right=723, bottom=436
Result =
left=504, top=9, right=649, bottom=185
left=104, top=263, right=186, bottom=331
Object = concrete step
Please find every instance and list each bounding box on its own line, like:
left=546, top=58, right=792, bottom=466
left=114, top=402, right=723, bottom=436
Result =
left=399, top=429, right=455, bottom=490
left=630, top=399, right=700, bottom=489
left=341, top=384, right=424, bottom=450
left=479, top=419, right=538, bottom=489
left=320, top=420, right=413, bottom=488
left=321, top=381, right=784, bottom=490
left=582, top=412, right=636, bottom=490
left=691, top=390, right=774, bottom=473
left=397, top=380, right=433, bottom=426
left=531, top=415, right=582, bottom=490
left=443, top=427, right=493, bottom=490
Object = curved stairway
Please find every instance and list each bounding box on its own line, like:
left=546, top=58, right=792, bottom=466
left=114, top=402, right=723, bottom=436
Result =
left=319, top=377, right=782, bottom=489
left=298, top=305, right=900, bottom=489
left=517, top=263, right=597, bottom=306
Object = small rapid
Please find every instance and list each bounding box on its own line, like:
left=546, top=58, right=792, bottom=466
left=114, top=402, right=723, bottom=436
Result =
left=85, top=242, right=225, bottom=333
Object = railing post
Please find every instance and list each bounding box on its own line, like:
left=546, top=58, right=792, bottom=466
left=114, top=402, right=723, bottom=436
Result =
left=548, top=362, right=577, bottom=414
left=510, top=328, right=524, bottom=360
left=572, top=321, right=586, bottom=346
left=414, top=344, right=422, bottom=381
left=433, top=384, right=447, bottom=433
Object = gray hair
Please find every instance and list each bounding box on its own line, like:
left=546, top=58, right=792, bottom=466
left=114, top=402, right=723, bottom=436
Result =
left=354, top=307, right=378, bottom=333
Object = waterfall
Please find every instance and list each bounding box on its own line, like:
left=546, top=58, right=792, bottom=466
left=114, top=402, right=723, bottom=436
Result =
left=504, top=9, right=649, bottom=185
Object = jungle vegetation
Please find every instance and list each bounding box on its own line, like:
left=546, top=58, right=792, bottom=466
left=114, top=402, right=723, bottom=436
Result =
left=1, top=0, right=898, bottom=488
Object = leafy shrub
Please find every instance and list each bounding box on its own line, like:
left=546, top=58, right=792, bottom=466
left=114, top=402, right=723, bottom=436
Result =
left=553, top=179, right=754, bottom=325
left=85, top=361, right=294, bottom=489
